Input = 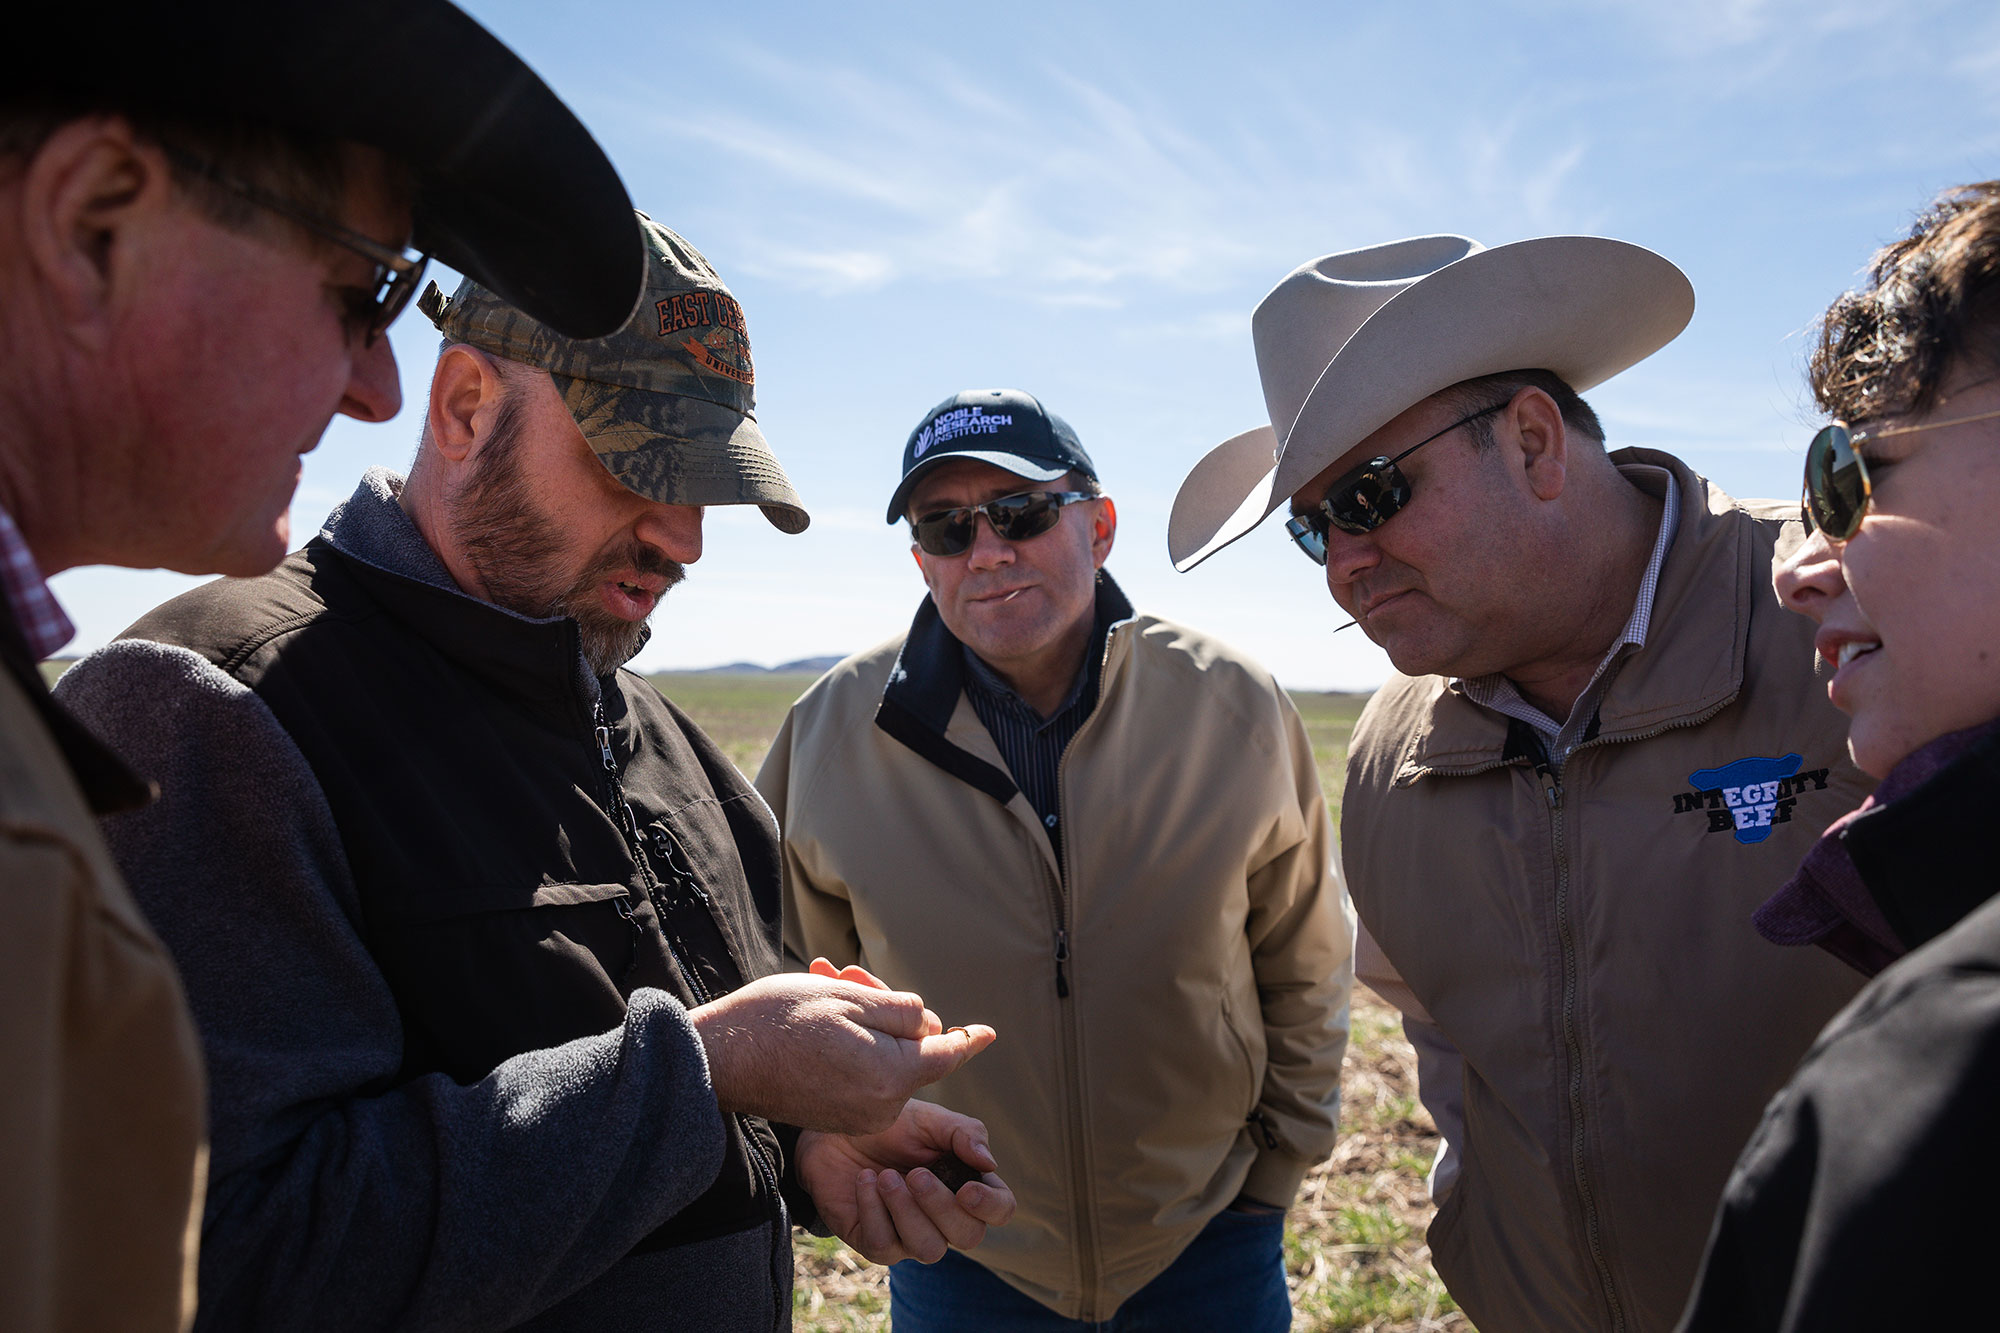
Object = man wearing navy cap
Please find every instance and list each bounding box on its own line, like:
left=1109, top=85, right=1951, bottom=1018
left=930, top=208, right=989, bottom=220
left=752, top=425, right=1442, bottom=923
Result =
left=758, top=390, right=1354, bottom=1330
left=0, top=4, right=642, bottom=1328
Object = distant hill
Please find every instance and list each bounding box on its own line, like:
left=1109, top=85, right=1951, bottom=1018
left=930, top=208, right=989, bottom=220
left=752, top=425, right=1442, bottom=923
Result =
left=683, top=656, right=844, bottom=676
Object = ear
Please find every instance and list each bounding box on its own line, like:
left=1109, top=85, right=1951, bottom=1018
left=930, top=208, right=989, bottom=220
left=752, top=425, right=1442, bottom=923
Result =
left=427, top=344, right=506, bottom=463
left=1089, top=495, right=1117, bottom=568
left=1506, top=388, right=1570, bottom=502
left=16, top=116, right=173, bottom=349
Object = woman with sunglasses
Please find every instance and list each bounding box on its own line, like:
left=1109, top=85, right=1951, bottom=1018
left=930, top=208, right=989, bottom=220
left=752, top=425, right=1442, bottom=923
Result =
left=1679, top=183, right=2000, bottom=1331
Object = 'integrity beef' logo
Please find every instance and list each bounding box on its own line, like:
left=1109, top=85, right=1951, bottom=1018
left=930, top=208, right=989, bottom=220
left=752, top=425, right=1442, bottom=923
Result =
left=1670, top=753, right=1830, bottom=845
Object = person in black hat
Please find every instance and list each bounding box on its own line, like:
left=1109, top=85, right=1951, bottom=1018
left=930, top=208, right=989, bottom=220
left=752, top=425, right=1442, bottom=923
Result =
left=0, top=5, right=640, bottom=1329
left=759, top=390, right=1354, bottom=1330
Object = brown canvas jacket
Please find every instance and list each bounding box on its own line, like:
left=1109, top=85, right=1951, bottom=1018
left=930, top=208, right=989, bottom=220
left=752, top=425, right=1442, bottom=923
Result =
left=0, top=614, right=205, bottom=1333
left=1343, top=450, right=1872, bottom=1333
left=758, top=580, right=1352, bottom=1321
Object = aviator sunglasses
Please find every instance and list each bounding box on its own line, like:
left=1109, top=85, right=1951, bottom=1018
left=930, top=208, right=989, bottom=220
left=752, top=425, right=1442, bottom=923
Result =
left=1802, top=404, right=2000, bottom=541
left=165, top=147, right=430, bottom=347
left=911, top=490, right=1098, bottom=557
left=1284, top=403, right=1505, bottom=565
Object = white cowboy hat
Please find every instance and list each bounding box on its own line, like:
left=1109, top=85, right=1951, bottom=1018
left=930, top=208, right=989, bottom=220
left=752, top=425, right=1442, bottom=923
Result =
left=1168, top=234, right=1695, bottom=570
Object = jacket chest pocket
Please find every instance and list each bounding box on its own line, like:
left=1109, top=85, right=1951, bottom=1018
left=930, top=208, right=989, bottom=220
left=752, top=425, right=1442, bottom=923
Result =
left=636, top=798, right=782, bottom=993
left=373, top=879, right=661, bottom=1085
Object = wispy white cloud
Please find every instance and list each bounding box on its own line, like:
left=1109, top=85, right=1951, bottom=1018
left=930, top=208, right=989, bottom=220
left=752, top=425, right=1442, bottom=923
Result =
left=601, top=41, right=1602, bottom=314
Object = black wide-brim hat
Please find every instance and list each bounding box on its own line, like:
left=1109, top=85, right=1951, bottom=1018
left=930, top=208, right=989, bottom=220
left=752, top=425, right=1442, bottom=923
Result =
left=13, top=0, right=643, bottom=339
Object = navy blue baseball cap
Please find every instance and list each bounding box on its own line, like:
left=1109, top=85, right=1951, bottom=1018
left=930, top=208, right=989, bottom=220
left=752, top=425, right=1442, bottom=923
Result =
left=887, top=389, right=1098, bottom=522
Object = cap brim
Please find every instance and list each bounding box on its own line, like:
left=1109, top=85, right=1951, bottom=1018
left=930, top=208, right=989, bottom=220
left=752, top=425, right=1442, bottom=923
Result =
left=553, top=372, right=809, bottom=534
left=1170, top=236, right=1694, bottom=569
left=17, top=1, right=643, bottom=340
left=885, top=451, right=1071, bottom=523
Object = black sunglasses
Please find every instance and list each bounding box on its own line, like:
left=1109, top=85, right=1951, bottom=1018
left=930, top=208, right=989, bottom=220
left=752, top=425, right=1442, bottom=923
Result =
left=1802, top=404, right=2000, bottom=541
left=911, top=490, right=1098, bottom=557
left=1284, top=403, right=1505, bottom=565
left=165, top=147, right=429, bottom=347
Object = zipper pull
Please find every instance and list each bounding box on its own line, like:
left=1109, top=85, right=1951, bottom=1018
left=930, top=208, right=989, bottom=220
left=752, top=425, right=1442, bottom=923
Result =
left=1535, top=760, right=1561, bottom=809
left=1054, top=928, right=1070, bottom=998
left=1247, top=1107, right=1281, bottom=1151
left=594, top=724, right=616, bottom=772
left=650, top=827, right=711, bottom=905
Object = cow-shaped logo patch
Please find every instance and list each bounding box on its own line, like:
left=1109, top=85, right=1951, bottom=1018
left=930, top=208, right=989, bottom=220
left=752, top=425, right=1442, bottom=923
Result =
left=1670, top=753, right=1831, bottom=845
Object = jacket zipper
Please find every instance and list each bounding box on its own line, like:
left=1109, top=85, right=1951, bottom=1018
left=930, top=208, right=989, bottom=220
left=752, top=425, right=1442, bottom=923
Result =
left=1531, top=746, right=1625, bottom=1333
left=1042, top=622, right=1122, bottom=1321
left=592, top=700, right=787, bottom=1333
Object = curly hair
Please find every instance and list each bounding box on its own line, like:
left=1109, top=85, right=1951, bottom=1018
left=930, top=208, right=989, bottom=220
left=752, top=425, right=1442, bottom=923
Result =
left=1811, top=181, right=2000, bottom=423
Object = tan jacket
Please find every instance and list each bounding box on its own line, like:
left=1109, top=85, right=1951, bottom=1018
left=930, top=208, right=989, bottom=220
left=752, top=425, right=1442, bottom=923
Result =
left=758, top=581, right=1352, bottom=1321
left=0, top=647, right=205, bottom=1332
left=1344, top=452, right=1871, bottom=1333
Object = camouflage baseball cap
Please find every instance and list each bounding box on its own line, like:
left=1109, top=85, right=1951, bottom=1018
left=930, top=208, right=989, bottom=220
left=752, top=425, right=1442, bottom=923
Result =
left=418, top=212, right=808, bottom=534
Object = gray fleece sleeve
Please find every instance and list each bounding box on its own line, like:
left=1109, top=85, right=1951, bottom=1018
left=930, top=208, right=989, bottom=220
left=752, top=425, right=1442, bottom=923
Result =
left=56, top=641, right=729, bottom=1332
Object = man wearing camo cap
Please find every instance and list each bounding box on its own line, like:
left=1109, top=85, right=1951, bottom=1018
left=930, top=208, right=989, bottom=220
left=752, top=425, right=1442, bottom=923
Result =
left=55, top=213, right=1015, bottom=1332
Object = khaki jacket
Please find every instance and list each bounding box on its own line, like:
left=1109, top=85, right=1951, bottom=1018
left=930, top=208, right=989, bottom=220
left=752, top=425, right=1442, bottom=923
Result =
left=1344, top=451, right=1871, bottom=1333
left=758, top=579, right=1352, bottom=1321
left=0, top=635, right=205, bottom=1332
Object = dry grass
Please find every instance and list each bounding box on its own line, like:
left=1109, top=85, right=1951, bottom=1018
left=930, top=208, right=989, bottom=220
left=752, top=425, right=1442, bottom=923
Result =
left=647, top=672, right=1468, bottom=1332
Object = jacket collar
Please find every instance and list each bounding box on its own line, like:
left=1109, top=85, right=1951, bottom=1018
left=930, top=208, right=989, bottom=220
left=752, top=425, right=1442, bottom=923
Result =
left=875, top=570, right=1135, bottom=803
left=1842, top=717, right=2000, bottom=955
left=1399, top=449, right=1753, bottom=781
left=319, top=468, right=605, bottom=717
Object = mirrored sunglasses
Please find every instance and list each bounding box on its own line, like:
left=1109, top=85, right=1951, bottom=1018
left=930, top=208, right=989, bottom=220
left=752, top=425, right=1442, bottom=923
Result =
left=911, top=490, right=1098, bottom=557
left=1802, top=404, right=2000, bottom=542
left=1284, top=403, right=1504, bottom=566
left=165, top=146, right=429, bottom=347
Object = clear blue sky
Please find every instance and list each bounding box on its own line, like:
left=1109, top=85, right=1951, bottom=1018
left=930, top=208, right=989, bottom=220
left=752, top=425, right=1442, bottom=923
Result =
left=53, top=0, right=2000, bottom=689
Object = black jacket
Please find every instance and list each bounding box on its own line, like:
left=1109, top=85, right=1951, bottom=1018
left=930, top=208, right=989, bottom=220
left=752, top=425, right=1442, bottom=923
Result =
left=63, top=472, right=803, bottom=1332
left=1678, top=722, right=2000, bottom=1332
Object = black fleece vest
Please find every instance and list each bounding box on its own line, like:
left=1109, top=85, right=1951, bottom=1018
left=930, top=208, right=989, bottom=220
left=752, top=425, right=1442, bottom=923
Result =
left=125, top=537, right=789, bottom=1258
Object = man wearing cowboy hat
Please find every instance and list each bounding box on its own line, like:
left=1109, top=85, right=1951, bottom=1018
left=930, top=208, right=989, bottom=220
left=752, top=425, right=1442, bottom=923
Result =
left=55, top=217, right=1015, bottom=1331
left=3, top=2, right=644, bottom=1327
left=1171, top=235, right=1872, bottom=1333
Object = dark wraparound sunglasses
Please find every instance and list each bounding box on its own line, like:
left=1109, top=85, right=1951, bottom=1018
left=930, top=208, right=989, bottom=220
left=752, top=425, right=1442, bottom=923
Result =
left=165, top=147, right=429, bottom=347
left=1802, top=404, right=2000, bottom=541
left=1284, top=403, right=1505, bottom=565
left=911, top=490, right=1098, bottom=556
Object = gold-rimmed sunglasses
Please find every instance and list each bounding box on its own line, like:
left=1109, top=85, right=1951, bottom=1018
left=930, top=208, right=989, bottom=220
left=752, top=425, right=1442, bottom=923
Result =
left=1802, top=404, right=2000, bottom=540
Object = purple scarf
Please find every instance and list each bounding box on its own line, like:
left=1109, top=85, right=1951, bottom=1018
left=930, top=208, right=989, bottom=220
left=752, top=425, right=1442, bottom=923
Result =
left=1753, top=716, right=2000, bottom=976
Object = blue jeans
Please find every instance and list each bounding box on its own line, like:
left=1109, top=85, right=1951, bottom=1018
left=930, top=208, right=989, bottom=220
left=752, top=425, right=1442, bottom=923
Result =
left=887, top=1206, right=1290, bottom=1332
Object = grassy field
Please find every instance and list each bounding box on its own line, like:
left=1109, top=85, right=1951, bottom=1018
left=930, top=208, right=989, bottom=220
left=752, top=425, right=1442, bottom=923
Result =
left=647, top=671, right=1467, bottom=1333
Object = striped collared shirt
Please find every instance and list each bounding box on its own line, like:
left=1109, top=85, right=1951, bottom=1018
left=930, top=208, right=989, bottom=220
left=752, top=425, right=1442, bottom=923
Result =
left=962, top=641, right=1097, bottom=858
left=0, top=506, right=73, bottom=660
left=1457, top=463, right=1680, bottom=768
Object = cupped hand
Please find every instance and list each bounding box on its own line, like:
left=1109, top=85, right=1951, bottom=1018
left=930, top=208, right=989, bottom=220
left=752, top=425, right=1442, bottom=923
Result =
left=799, top=1099, right=1017, bottom=1264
